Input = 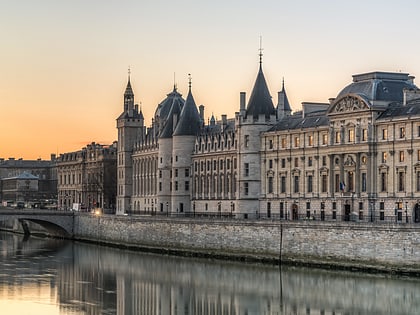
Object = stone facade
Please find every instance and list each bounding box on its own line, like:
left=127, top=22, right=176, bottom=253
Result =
left=116, top=57, right=420, bottom=223
left=57, top=142, right=117, bottom=212
left=0, top=155, right=57, bottom=207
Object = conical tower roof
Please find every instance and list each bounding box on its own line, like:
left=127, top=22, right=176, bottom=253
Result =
left=173, top=85, right=201, bottom=136
left=159, top=98, right=182, bottom=139
left=281, top=79, right=292, bottom=112
left=124, top=78, right=134, bottom=97
left=246, top=60, right=275, bottom=119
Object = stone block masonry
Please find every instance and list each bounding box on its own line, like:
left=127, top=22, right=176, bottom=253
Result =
left=74, top=214, right=420, bottom=274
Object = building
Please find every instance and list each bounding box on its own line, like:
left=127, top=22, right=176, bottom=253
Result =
left=57, top=142, right=117, bottom=212
left=0, top=155, right=57, bottom=207
left=116, top=54, right=420, bottom=222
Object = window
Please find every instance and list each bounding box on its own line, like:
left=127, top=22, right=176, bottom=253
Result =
left=220, top=160, right=224, bottom=170
left=294, top=157, right=299, bottom=167
left=382, top=128, right=388, bottom=140
left=380, top=202, right=384, bottom=210
left=398, top=171, right=405, bottom=192
left=269, top=139, right=273, bottom=149
left=294, top=136, right=300, bottom=147
left=159, top=182, right=162, bottom=191
left=322, top=134, right=328, bottom=145
left=244, top=182, right=249, bottom=195
left=280, top=202, right=284, bottom=218
left=308, top=157, right=313, bottom=167
left=175, top=181, right=178, bottom=191
left=399, top=151, right=405, bottom=162
left=335, top=131, right=341, bottom=143
left=306, top=202, right=311, bottom=210
left=361, top=173, right=367, bottom=192
left=418, top=125, right=420, bottom=137
left=359, top=202, right=363, bottom=210
left=244, top=163, right=249, bottom=176
left=185, top=168, right=189, bottom=177
left=333, top=202, right=336, bottom=210
left=175, top=169, right=178, bottom=177
left=281, top=158, right=286, bottom=168
left=307, top=175, right=313, bottom=193
left=269, top=159, right=273, bottom=169
left=348, top=129, right=354, bottom=142
left=322, top=174, right=328, bottom=193
left=294, top=176, right=299, bottom=193
left=213, top=160, right=217, bottom=170
left=308, top=135, right=313, bottom=146
left=417, top=172, right=420, bottom=192
left=281, top=137, right=286, bottom=148
left=244, top=135, right=249, bottom=147
left=381, top=173, right=387, bottom=192
left=159, top=170, right=162, bottom=178
left=400, top=126, right=406, bottom=138
left=281, top=176, right=286, bottom=193
left=335, top=174, right=340, bottom=192
left=268, top=177, right=273, bottom=193
left=362, top=129, right=368, bottom=141
left=418, top=150, right=420, bottom=161
left=227, top=159, right=230, bottom=170
left=382, top=152, right=387, bottom=163
left=185, top=181, right=189, bottom=191
left=322, top=156, right=327, bottom=166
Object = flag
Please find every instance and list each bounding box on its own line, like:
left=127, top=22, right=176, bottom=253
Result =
left=339, top=181, right=345, bottom=191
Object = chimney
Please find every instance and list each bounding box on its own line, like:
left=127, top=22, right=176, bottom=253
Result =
left=199, top=105, right=205, bottom=122
left=221, top=114, right=227, bottom=132
left=240, top=92, right=246, bottom=112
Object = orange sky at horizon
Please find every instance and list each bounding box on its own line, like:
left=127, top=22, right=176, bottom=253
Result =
left=2, top=0, right=420, bottom=160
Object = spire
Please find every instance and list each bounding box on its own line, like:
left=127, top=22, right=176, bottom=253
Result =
left=245, top=47, right=275, bottom=119
left=124, top=67, right=134, bottom=98
left=259, top=36, right=263, bottom=68
left=188, top=73, right=192, bottom=91
left=173, top=75, right=201, bottom=136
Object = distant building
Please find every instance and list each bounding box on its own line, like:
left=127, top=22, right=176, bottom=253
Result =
left=57, top=142, right=117, bottom=212
left=116, top=54, right=420, bottom=223
left=0, top=155, right=57, bottom=207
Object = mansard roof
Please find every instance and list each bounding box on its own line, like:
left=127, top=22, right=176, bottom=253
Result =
left=173, top=88, right=201, bottom=136
left=336, top=71, right=417, bottom=103
left=269, top=113, right=329, bottom=132
left=246, top=63, right=276, bottom=119
left=159, top=98, right=182, bottom=139
left=377, top=99, right=420, bottom=121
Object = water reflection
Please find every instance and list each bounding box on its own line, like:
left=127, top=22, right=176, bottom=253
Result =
left=0, top=231, right=419, bottom=315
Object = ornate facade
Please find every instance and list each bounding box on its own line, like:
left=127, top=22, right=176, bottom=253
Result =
left=116, top=58, right=420, bottom=222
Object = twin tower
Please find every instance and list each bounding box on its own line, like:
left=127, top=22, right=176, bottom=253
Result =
left=116, top=57, right=291, bottom=217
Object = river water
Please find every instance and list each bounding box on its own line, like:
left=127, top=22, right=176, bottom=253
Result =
left=0, top=230, right=419, bottom=315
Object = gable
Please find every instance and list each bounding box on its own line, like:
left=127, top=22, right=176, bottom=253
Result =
left=328, top=94, right=371, bottom=115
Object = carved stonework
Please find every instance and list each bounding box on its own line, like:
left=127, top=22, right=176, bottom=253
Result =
left=344, top=155, right=356, bottom=166
left=333, top=96, right=369, bottom=113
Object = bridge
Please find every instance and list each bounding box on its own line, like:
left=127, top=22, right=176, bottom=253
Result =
left=0, top=209, right=75, bottom=238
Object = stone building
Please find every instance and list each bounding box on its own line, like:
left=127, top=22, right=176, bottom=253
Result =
left=260, top=71, right=420, bottom=223
left=57, top=142, right=117, bottom=212
left=0, top=156, right=57, bottom=207
left=116, top=54, right=420, bottom=222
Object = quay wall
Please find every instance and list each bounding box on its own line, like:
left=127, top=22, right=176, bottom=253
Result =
left=74, top=214, right=420, bottom=274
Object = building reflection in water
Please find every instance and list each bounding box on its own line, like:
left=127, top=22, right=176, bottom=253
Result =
left=0, top=231, right=420, bottom=315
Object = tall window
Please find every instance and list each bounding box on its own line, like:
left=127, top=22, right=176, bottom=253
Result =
left=382, top=128, right=388, bottom=140
left=400, top=127, right=406, bottom=138
left=335, top=131, right=341, bottom=143
left=294, top=136, right=300, bottom=147
left=381, top=172, right=387, bottom=192
left=308, top=135, right=314, bottom=146
left=417, top=172, right=420, bottom=192
left=281, top=158, right=286, bottom=168
left=321, top=174, right=328, bottom=193
left=362, top=129, right=368, bottom=141
left=322, top=156, right=327, bottom=166
left=348, top=129, right=354, bottom=142
left=335, top=174, right=340, bottom=192
left=244, top=135, right=249, bottom=147
left=322, top=134, right=328, bottom=145
left=361, top=173, right=367, bottom=192
left=398, top=171, right=405, bottom=192
left=307, top=175, right=313, bottom=193
left=268, top=177, right=273, bottom=194
left=308, top=156, right=313, bottom=167
left=269, top=159, right=273, bottom=169
left=281, top=137, right=286, bottom=148
left=294, top=157, right=299, bottom=167
left=382, top=152, right=387, bottom=163
left=294, top=176, right=299, bottom=193
left=244, top=163, right=249, bottom=176
left=399, top=151, right=405, bottom=162
left=281, top=176, right=286, bottom=193
left=244, top=182, right=249, bottom=195
left=347, top=171, right=354, bottom=191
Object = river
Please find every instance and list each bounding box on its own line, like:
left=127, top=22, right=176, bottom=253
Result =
left=0, top=230, right=419, bottom=315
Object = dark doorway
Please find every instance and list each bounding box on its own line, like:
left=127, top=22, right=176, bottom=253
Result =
left=344, top=204, right=351, bottom=221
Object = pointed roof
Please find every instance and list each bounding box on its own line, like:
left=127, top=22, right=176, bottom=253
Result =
left=281, top=79, right=292, bottom=112
left=154, top=85, right=184, bottom=122
left=246, top=61, right=275, bottom=119
left=159, top=97, right=183, bottom=139
left=124, top=78, right=134, bottom=97
left=173, top=86, right=201, bottom=136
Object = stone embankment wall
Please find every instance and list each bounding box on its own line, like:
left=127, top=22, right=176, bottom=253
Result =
left=74, top=214, right=420, bottom=274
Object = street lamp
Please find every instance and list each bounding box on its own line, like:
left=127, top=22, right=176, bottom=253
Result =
left=285, top=201, right=288, bottom=220
left=230, top=201, right=233, bottom=218
left=193, top=201, right=196, bottom=217
left=406, top=201, right=408, bottom=223
left=166, top=202, right=169, bottom=217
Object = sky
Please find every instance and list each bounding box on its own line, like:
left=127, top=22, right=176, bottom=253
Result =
left=2, top=0, right=420, bottom=160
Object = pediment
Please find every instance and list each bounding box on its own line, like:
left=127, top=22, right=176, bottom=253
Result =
left=328, top=94, right=371, bottom=115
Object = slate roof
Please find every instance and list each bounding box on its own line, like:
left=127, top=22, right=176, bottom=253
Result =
left=4, top=171, right=39, bottom=180
left=336, top=72, right=417, bottom=103
left=124, top=79, right=134, bottom=96
left=173, top=88, right=201, bottom=136
left=377, top=99, right=420, bottom=121
left=281, top=81, right=292, bottom=112
left=154, top=86, right=184, bottom=122
left=159, top=97, right=183, bottom=139
left=246, top=63, right=276, bottom=119
left=269, top=113, right=329, bottom=132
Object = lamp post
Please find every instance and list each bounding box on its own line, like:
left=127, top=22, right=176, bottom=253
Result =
left=193, top=201, right=196, bottom=217
left=230, top=201, right=233, bottom=218
left=166, top=202, right=169, bottom=217
left=406, top=201, right=408, bottom=223
left=285, top=201, right=288, bottom=220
